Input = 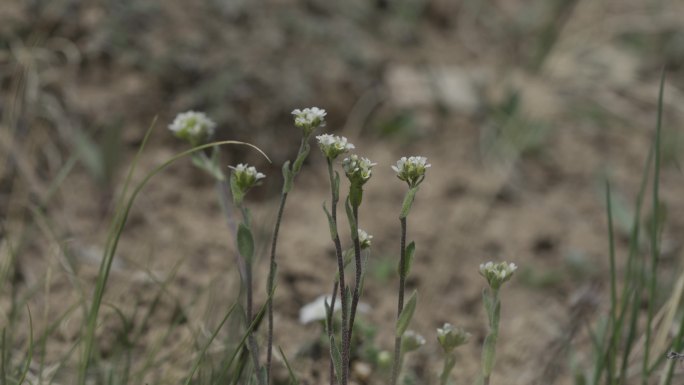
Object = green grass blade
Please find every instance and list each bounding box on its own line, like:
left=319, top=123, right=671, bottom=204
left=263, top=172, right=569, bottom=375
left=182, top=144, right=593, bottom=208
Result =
left=16, top=306, right=33, bottom=385
left=642, top=67, right=666, bottom=385
left=183, top=302, right=237, bottom=385
left=605, top=180, right=617, bottom=384
left=278, top=346, right=299, bottom=385
left=80, top=136, right=268, bottom=385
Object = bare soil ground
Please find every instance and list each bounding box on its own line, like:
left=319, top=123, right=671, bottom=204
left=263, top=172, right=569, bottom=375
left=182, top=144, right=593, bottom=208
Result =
left=2, top=1, right=684, bottom=384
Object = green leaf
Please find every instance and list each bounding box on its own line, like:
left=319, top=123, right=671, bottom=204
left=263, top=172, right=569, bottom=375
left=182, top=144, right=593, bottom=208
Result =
left=396, top=290, right=418, bottom=337
left=333, top=171, right=340, bottom=202
left=330, top=335, right=343, bottom=385
left=401, top=242, right=416, bottom=276
left=349, top=183, right=364, bottom=208
left=292, top=141, right=310, bottom=174
left=400, top=186, right=419, bottom=219
left=278, top=346, right=299, bottom=385
left=323, top=203, right=338, bottom=239
left=481, top=332, right=498, bottom=376
left=237, top=223, right=255, bottom=263
left=282, top=161, right=293, bottom=193
left=345, top=197, right=357, bottom=237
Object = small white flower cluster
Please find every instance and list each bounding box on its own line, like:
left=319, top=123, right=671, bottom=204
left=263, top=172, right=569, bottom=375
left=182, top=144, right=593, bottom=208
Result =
left=316, top=134, right=355, bottom=160
left=479, top=261, right=517, bottom=290
left=292, top=107, right=327, bottom=135
left=391, top=156, right=431, bottom=187
left=342, top=154, right=376, bottom=185
left=357, top=228, right=373, bottom=249
left=168, top=111, right=217, bottom=145
left=436, top=323, right=471, bottom=353
left=229, top=163, right=266, bottom=191
left=402, top=330, right=426, bottom=352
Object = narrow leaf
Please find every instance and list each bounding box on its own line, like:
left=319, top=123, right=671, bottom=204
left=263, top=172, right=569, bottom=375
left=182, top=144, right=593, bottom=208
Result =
left=278, top=346, right=299, bottom=385
left=396, top=290, right=418, bottom=337
left=402, top=242, right=416, bottom=276
left=282, top=161, right=293, bottom=193
left=400, top=187, right=419, bottom=219
left=237, top=223, right=255, bottom=263
left=330, top=335, right=343, bottom=385
left=323, top=203, right=338, bottom=239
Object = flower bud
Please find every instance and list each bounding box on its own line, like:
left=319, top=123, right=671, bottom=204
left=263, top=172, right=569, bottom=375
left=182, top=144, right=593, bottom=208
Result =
left=401, top=330, right=426, bottom=352
left=358, top=229, right=373, bottom=250
left=229, top=163, right=265, bottom=193
left=479, top=261, right=517, bottom=290
left=342, top=154, right=376, bottom=186
left=436, top=323, right=470, bottom=353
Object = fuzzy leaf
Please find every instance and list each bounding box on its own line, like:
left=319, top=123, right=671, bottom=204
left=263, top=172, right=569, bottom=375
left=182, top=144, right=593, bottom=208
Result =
left=401, top=242, right=416, bottom=276
left=345, top=197, right=357, bottom=238
left=400, top=186, right=419, bottom=219
left=330, top=335, right=343, bottom=385
left=481, top=332, right=498, bottom=376
left=282, top=161, right=293, bottom=193
left=333, top=171, right=340, bottom=202
left=323, top=203, right=338, bottom=239
left=237, top=223, right=254, bottom=263
left=292, top=141, right=310, bottom=174
left=396, top=290, right=418, bottom=337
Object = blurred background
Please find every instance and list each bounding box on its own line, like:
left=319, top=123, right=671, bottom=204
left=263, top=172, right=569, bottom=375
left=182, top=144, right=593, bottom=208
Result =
left=2, top=0, right=684, bottom=384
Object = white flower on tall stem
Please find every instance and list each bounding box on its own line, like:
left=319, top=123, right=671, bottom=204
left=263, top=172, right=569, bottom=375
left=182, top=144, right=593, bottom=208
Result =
left=316, top=134, right=355, bottom=160
left=292, top=107, right=327, bottom=135
left=342, top=154, right=376, bottom=185
left=168, top=111, right=217, bottom=146
left=229, top=163, right=266, bottom=192
left=391, top=156, right=431, bottom=187
left=479, top=261, right=517, bottom=290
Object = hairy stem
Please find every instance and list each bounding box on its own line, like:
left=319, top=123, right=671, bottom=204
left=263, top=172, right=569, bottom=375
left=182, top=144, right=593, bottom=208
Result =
left=326, top=159, right=349, bottom=385
left=348, top=204, right=362, bottom=357
left=327, top=281, right=339, bottom=385
left=266, top=191, right=287, bottom=384
left=390, top=216, right=408, bottom=385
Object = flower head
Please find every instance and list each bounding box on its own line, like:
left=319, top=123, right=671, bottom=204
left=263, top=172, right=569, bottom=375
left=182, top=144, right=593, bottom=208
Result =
left=169, top=111, right=217, bottom=146
left=479, top=261, right=517, bottom=290
left=436, top=323, right=471, bottom=353
left=229, top=163, right=265, bottom=193
left=316, top=134, right=355, bottom=160
left=342, top=154, right=376, bottom=185
left=392, top=156, right=431, bottom=187
left=358, top=229, right=373, bottom=250
left=401, top=330, right=426, bottom=352
left=292, top=107, right=327, bottom=136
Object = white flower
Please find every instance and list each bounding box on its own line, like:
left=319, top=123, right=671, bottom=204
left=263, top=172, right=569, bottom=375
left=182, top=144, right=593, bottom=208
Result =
left=401, top=330, right=426, bottom=352
left=358, top=228, right=373, bottom=249
left=299, top=295, right=341, bottom=324
left=292, top=107, right=327, bottom=134
left=391, top=156, right=431, bottom=187
left=229, top=163, right=265, bottom=192
left=342, top=154, right=377, bottom=185
left=436, top=323, right=471, bottom=353
left=316, top=134, right=355, bottom=160
left=169, top=111, right=217, bottom=145
left=479, top=261, right=517, bottom=289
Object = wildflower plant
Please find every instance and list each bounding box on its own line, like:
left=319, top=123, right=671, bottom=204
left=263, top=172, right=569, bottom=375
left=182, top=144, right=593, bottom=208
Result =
left=437, top=323, right=471, bottom=385
left=477, top=261, right=517, bottom=385
left=264, top=107, right=326, bottom=382
left=169, top=111, right=225, bottom=180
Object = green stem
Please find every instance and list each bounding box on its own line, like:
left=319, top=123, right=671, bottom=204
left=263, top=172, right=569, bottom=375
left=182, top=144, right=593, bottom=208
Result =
left=327, top=281, right=339, bottom=385
left=391, top=216, right=408, bottom=385
left=266, top=191, right=287, bottom=384
left=326, top=159, right=349, bottom=385
left=348, top=204, right=362, bottom=355
left=239, top=204, right=263, bottom=384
